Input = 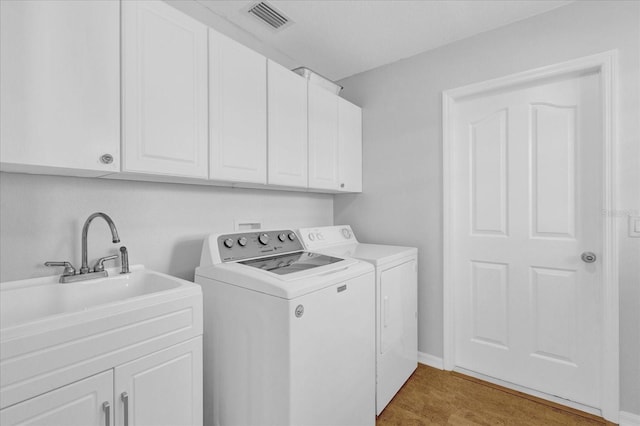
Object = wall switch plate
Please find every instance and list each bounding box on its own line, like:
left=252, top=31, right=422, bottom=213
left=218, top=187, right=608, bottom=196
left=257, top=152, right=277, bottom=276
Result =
left=629, top=216, right=640, bottom=237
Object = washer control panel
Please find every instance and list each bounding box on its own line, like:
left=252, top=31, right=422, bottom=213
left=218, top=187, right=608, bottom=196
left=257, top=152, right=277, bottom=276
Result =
left=217, top=229, right=302, bottom=262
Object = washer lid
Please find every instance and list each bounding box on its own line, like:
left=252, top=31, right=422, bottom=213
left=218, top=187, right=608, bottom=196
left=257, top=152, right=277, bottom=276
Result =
left=239, top=251, right=343, bottom=275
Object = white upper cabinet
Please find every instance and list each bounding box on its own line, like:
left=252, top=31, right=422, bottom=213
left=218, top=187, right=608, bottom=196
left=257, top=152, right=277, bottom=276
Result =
left=0, top=0, right=120, bottom=176
left=209, top=30, right=267, bottom=184
left=267, top=60, right=308, bottom=188
left=308, top=85, right=339, bottom=190
left=337, top=97, right=363, bottom=192
left=122, top=1, right=208, bottom=179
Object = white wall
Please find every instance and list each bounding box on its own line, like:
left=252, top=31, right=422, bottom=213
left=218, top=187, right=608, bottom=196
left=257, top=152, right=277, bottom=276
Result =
left=335, top=0, right=640, bottom=415
left=0, top=172, right=333, bottom=282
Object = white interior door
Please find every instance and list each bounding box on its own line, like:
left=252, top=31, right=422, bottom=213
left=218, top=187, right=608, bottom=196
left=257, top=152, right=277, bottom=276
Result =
left=451, top=71, right=603, bottom=408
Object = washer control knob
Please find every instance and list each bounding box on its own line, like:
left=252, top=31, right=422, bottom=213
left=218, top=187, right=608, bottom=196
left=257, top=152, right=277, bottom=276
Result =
left=258, top=233, right=269, bottom=245
left=238, top=236, right=248, bottom=247
left=342, top=228, right=351, bottom=239
left=223, top=238, right=234, bottom=248
left=278, top=233, right=287, bottom=242
left=288, top=232, right=297, bottom=241
left=308, top=233, right=315, bottom=241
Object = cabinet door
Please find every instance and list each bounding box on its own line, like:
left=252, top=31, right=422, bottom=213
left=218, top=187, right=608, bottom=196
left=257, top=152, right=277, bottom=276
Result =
left=0, top=0, right=119, bottom=176
left=0, top=371, right=113, bottom=426
left=308, top=85, right=339, bottom=190
left=122, top=1, right=208, bottom=178
left=114, top=337, right=203, bottom=426
left=337, top=98, right=363, bottom=192
left=267, top=60, right=308, bottom=188
left=209, top=30, right=267, bottom=184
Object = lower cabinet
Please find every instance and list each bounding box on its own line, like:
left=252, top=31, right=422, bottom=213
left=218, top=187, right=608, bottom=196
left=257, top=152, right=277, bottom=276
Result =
left=0, top=338, right=202, bottom=426
left=114, top=337, right=203, bottom=426
left=0, top=370, right=113, bottom=426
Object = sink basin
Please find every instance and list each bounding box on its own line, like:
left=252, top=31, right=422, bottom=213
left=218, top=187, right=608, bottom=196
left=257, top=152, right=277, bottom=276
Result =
left=0, top=265, right=203, bottom=409
left=1, top=266, right=183, bottom=328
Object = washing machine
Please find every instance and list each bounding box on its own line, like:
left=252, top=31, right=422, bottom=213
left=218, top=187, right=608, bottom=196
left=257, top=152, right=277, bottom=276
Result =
left=195, top=229, right=375, bottom=426
left=298, top=225, right=418, bottom=415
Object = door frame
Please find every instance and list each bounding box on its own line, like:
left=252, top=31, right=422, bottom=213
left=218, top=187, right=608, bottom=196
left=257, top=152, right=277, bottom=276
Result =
left=442, top=51, right=619, bottom=422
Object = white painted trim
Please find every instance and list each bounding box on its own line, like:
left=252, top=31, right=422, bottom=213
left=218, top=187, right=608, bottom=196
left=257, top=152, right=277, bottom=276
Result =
left=442, top=50, right=619, bottom=422
left=417, top=352, right=444, bottom=370
left=619, top=411, right=640, bottom=426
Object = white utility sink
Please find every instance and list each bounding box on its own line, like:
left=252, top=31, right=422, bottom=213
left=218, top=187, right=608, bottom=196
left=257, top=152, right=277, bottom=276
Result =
left=1, top=266, right=184, bottom=328
left=0, top=265, right=203, bottom=408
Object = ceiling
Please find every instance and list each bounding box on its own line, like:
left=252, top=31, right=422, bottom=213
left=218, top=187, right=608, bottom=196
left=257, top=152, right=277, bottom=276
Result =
left=197, top=0, right=573, bottom=82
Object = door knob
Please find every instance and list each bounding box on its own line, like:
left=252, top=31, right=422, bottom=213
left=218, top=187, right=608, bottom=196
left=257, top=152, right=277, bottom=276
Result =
left=581, top=252, right=597, bottom=263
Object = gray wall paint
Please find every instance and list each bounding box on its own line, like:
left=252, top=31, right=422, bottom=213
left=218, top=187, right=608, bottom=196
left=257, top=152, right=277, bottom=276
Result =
left=0, top=173, right=333, bottom=282
left=335, top=1, right=640, bottom=415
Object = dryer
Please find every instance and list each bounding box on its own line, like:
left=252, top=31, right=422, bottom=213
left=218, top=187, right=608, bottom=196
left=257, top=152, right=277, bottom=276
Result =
left=298, top=225, right=418, bottom=415
left=195, top=229, right=375, bottom=426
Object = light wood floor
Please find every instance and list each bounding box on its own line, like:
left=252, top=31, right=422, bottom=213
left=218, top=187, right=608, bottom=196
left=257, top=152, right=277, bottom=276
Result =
left=376, top=364, right=614, bottom=425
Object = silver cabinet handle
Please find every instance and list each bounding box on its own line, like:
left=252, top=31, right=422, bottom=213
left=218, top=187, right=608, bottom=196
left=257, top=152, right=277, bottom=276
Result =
left=121, top=392, right=129, bottom=426
left=581, top=251, right=597, bottom=263
left=102, top=401, right=111, bottom=426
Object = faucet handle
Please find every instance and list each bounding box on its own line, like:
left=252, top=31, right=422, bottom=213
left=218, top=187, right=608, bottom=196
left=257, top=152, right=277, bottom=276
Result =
left=45, top=261, right=76, bottom=276
left=93, top=255, right=118, bottom=273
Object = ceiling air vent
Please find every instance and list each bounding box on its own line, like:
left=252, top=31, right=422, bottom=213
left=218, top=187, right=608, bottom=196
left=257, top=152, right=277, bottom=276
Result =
left=247, top=2, right=292, bottom=31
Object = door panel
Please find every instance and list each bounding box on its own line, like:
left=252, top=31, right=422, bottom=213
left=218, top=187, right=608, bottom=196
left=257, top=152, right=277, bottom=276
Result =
left=470, top=109, right=508, bottom=236
left=267, top=60, right=308, bottom=187
left=122, top=1, right=208, bottom=178
left=308, top=85, right=339, bottom=190
left=114, top=338, right=203, bottom=426
left=530, top=267, right=577, bottom=364
left=531, top=104, right=577, bottom=238
left=209, top=30, right=267, bottom=183
left=0, top=0, right=120, bottom=175
left=471, top=261, right=509, bottom=349
left=453, top=71, right=602, bottom=407
left=0, top=371, right=113, bottom=426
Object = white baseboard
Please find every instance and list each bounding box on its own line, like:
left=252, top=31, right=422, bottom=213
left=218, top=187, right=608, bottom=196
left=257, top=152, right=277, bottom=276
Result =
left=417, top=352, right=444, bottom=369
left=620, top=411, right=640, bottom=426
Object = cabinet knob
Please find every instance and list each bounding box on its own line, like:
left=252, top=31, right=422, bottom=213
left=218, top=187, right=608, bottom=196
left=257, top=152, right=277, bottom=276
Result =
left=100, top=154, right=114, bottom=164
left=340, top=183, right=345, bottom=188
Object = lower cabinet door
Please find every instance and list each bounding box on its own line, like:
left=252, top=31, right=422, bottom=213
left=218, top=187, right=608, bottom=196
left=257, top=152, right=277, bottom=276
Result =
left=0, top=371, right=113, bottom=426
left=114, top=337, right=203, bottom=426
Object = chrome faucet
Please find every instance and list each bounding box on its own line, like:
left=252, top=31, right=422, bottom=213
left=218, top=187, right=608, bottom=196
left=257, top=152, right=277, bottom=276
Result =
left=80, top=212, right=120, bottom=274
left=45, top=212, right=128, bottom=283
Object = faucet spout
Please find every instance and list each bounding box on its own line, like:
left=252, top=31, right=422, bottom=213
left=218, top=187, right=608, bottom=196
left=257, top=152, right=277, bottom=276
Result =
left=80, top=212, right=120, bottom=274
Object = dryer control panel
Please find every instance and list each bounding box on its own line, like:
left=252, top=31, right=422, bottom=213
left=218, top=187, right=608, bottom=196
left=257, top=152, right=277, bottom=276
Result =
left=217, top=229, right=303, bottom=262
left=299, top=225, right=358, bottom=251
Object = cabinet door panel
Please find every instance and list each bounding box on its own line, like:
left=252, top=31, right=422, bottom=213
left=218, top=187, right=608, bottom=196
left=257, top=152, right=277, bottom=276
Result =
left=337, top=98, right=363, bottom=192
left=0, top=0, right=119, bottom=175
left=210, top=30, right=267, bottom=183
left=122, top=1, right=208, bottom=178
left=267, top=61, right=308, bottom=188
left=308, top=85, right=339, bottom=190
left=0, top=371, right=113, bottom=426
left=114, top=337, right=203, bottom=426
